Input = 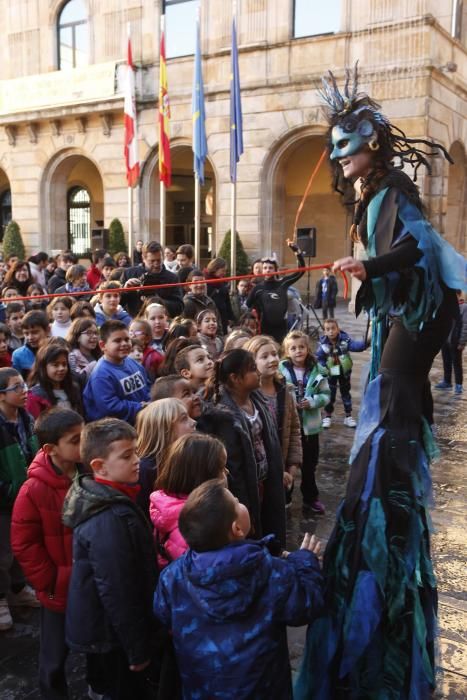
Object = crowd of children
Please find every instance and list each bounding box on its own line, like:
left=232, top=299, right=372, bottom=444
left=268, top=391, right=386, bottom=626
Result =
left=0, top=242, right=374, bottom=699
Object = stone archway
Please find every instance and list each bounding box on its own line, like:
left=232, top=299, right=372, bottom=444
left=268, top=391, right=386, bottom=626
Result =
left=40, top=149, right=104, bottom=255
left=140, top=142, right=217, bottom=264
left=260, top=127, right=350, bottom=292
left=445, top=141, right=467, bottom=256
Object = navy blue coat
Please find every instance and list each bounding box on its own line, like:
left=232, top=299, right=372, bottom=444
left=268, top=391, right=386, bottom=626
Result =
left=154, top=536, right=324, bottom=699
left=63, top=476, right=158, bottom=665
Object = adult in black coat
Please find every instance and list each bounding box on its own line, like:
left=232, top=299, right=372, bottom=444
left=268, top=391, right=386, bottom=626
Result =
left=47, top=253, right=77, bottom=294
left=204, top=258, right=235, bottom=335
left=246, top=241, right=305, bottom=343
left=121, top=241, right=183, bottom=318
left=197, top=387, right=286, bottom=547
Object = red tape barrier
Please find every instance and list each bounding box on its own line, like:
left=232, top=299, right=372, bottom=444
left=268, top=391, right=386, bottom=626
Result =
left=3, top=263, right=349, bottom=305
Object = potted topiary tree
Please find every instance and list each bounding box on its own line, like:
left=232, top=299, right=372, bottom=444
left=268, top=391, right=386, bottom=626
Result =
left=218, top=230, right=250, bottom=276
left=108, top=218, right=127, bottom=256
left=2, top=220, right=26, bottom=260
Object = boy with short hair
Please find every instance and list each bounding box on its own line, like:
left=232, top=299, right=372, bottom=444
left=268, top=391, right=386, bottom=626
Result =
left=154, top=480, right=324, bottom=699
left=0, top=368, right=39, bottom=632
left=182, top=270, right=220, bottom=323
left=174, top=344, right=214, bottom=393
left=6, top=302, right=25, bottom=351
left=83, top=320, right=149, bottom=424
left=151, top=374, right=202, bottom=419
left=12, top=310, right=49, bottom=379
left=94, top=281, right=132, bottom=327
left=63, top=418, right=159, bottom=699
left=11, top=408, right=84, bottom=698
left=316, top=318, right=367, bottom=428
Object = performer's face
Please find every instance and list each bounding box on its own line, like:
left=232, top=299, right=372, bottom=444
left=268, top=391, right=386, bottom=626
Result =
left=338, top=149, right=373, bottom=181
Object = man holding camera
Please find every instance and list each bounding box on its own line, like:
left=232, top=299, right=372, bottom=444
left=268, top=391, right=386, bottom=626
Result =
left=122, top=241, right=184, bottom=318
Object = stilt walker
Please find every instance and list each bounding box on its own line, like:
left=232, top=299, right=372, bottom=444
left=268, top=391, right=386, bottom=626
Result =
left=295, top=64, right=467, bottom=700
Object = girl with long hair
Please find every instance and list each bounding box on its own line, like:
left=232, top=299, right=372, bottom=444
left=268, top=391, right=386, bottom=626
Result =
left=197, top=348, right=286, bottom=546
left=66, top=318, right=101, bottom=378
left=150, top=433, right=227, bottom=569
left=135, top=398, right=196, bottom=516
left=26, top=341, right=82, bottom=418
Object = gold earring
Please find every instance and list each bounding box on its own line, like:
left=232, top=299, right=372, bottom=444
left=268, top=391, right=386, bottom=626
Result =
left=368, top=139, right=380, bottom=151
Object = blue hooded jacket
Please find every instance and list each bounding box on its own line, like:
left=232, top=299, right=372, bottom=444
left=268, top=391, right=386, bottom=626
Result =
left=154, top=536, right=323, bottom=699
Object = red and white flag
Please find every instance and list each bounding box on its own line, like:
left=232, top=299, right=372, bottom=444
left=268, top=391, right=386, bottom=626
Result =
left=124, top=34, right=140, bottom=188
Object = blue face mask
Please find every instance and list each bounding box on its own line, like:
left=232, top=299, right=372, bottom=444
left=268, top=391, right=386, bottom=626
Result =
left=330, top=119, right=376, bottom=160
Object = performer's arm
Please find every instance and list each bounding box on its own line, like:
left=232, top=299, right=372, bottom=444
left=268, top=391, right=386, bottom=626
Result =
left=363, top=237, right=422, bottom=279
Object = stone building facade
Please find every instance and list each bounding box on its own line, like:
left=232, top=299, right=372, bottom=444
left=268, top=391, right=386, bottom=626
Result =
left=0, top=0, right=466, bottom=284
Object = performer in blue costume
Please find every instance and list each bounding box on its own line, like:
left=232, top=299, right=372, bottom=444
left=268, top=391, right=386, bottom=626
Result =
left=295, top=65, right=466, bottom=700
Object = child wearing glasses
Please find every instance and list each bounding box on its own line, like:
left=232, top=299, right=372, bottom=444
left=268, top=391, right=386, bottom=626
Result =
left=66, top=318, right=101, bottom=379
left=0, top=367, right=40, bottom=632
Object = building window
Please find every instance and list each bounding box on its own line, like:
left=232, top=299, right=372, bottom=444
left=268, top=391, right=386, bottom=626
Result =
left=0, top=190, right=12, bottom=241
left=68, top=187, right=91, bottom=255
left=164, top=0, right=200, bottom=58
left=58, top=0, right=89, bottom=69
left=293, top=0, right=340, bottom=38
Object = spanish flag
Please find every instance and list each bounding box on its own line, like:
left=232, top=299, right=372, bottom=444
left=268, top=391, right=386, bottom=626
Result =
left=159, top=21, right=171, bottom=187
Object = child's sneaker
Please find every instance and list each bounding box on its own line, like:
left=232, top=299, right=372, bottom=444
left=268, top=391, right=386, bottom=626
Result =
left=435, top=380, right=452, bottom=389
left=322, top=416, right=332, bottom=428
left=0, top=598, right=13, bottom=631
left=8, top=585, right=40, bottom=608
left=454, top=384, right=463, bottom=395
left=309, top=500, right=326, bottom=515
left=344, top=416, right=357, bottom=428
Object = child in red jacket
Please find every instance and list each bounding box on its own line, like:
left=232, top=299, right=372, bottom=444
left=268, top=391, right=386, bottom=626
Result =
left=11, top=407, right=84, bottom=700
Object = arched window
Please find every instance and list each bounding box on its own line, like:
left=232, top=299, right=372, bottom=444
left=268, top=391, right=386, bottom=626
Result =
left=68, top=187, right=91, bottom=254
left=58, top=0, right=89, bottom=69
left=0, top=190, right=12, bottom=241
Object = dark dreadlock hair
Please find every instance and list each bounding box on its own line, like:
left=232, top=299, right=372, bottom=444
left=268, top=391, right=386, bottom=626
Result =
left=319, top=62, right=453, bottom=238
left=320, top=62, right=453, bottom=185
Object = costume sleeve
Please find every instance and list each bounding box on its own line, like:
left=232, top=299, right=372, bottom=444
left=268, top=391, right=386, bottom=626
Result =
left=246, top=285, right=260, bottom=309
left=363, top=237, right=422, bottom=279
left=271, top=550, right=324, bottom=626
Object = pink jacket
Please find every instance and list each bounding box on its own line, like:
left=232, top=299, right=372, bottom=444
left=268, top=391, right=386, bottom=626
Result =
left=149, top=490, right=188, bottom=569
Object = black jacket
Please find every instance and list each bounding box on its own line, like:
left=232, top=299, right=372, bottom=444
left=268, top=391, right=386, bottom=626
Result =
left=122, top=264, right=184, bottom=318
left=63, top=476, right=159, bottom=664
left=47, top=268, right=67, bottom=294
left=197, top=389, right=286, bottom=546
left=246, top=254, right=305, bottom=341
left=206, top=279, right=234, bottom=334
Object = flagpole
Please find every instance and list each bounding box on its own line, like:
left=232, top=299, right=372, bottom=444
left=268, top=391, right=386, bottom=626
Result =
left=159, top=13, right=166, bottom=249
left=194, top=176, right=201, bottom=267
left=160, top=179, right=166, bottom=248
left=128, top=186, right=133, bottom=257
left=230, top=182, right=236, bottom=288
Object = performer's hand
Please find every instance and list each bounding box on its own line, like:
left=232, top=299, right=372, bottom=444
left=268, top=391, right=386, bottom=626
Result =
left=283, top=471, right=294, bottom=488
left=333, top=257, right=367, bottom=281
left=300, top=533, right=322, bottom=557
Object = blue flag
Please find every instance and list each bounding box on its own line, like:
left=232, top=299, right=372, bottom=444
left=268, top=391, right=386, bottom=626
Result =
left=192, top=19, right=208, bottom=184
left=230, top=17, right=243, bottom=183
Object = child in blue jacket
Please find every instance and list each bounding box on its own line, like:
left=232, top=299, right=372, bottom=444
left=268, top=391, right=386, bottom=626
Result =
left=154, top=479, right=323, bottom=700
left=316, top=318, right=367, bottom=429
left=83, top=320, right=149, bottom=425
